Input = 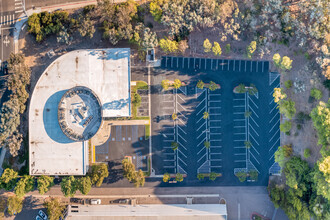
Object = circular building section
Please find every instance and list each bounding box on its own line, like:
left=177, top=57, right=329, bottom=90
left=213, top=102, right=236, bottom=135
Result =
left=58, top=86, right=102, bottom=141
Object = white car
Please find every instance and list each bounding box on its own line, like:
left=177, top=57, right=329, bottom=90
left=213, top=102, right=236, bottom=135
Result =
left=90, top=199, right=101, bottom=205
left=36, top=216, right=42, bottom=220
left=38, top=210, right=48, bottom=220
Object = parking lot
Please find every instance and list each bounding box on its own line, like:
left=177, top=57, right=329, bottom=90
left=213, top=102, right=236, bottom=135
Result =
left=95, top=125, right=148, bottom=171
left=151, top=56, right=280, bottom=185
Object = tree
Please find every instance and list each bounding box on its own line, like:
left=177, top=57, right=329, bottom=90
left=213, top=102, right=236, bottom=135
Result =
left=248, top=84, right=258, bottom=95
left=173, top=79, right=182, bottom=89
left=77, top=176, right=92, bottom=195
left=14, top=175, right=35, bottom=198
left=44, top=197, right=65, bottom=220
left=203, top=111, right=209, bottom=119
left=212, top=42, right=222, bottom=56
left=235, top=84, right=246, bottom=93
left=132, top=92, right=141, bottom=107
left=275, top=145, right=293, bottom=168
left=5, top=133, right=23, bottom=157
left=60, top=176, right=77, bottom=197
left=37, top=175, right=54, bottom=195
left=203, top=39, right=212, bottom=53
left=310, top=101, right=330, bottom=149
left=278, top=99, right=296, bottom=119
left=280, top=56, right=293, bottom=70
left=161, top=79, right=170, bottom=90
left=204, top=141, right=210, bottom=149
left=225, top=44, right=231, bottom=53
left=235, top=171, right=247, bottom=182
left=178, top=40, right=188, bottom=55
left=7, top=196, right=23, bottom=216
left=285, top=80, right=293, bottom=89
left=89, top=163, right=109, bottom=187
left=244, top=111, right=252, bottom=118
left=304, top=148, right=311, bottom=158
left=247, top=41, right=256, bottom=58
left=171, top=142, right=178, bottom=151
left=159, top=38, right=178, bottom=53
left=0, top=168, right=18, bottom=191
left=310, top=88, right=323, bottom=100
left=209, top=81, right=219, bottom=91
left=209, top=172, right=217, bottom=181
left=122, top=158, right=138, bottom=182
left=175, top=173, right=183, bottom=182
left=273, top=53, right=281, bottom=67
left=197, top=80, right=204, bottom=89
left=134, top=169, right=145, bottom=188
left=149, top=0, right=164, bottom=22
left=280, top=121, right=292, bottom=133
left=78, top=16, right=95, bottom=38
left=284, top=157, right=310, bottom=189
left=163, top=173, right=170, bottom=182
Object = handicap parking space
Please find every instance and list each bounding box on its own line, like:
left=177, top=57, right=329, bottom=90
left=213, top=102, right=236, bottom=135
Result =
left=95, top=125, right=148, bottom=171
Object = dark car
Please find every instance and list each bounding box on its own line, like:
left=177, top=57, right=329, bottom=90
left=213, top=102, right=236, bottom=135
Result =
left=2, top=61, right=8, bottom=75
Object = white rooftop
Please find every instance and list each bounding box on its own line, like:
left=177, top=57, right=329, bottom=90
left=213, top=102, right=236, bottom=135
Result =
left=68, top=204, right=227, bottom=220
left=29, top=49, right=130, bottom=175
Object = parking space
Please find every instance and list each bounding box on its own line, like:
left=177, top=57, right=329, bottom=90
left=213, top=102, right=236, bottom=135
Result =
left=137, top=90, right=149, bottom=117
left=95, top=125, right=148, bottom=171
left=152, top=57, right=278, bottom=185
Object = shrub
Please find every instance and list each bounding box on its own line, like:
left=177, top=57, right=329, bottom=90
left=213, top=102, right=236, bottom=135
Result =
left=247, top=41, right=256, bottom=58
left=203, top=112, right=209, bottom=119
left=280, top=121, right=292, bottom=133
left=175, top=173, right=183, bottom=182
left=278, top=99, right=296, bottom=119
left=225, top=44, right=231, bottom=53
left=285, top=80, right=293, bottom=89
left=249, top=170, right=258, bottom=181
left=244, top=141, right=251, bottom=149
left=178, top=40, right=188, bottom=55
left=209, top=172, right=217, bottom=181
left=204, top=141, right=210, bottom=149
left=203, top=39, right=212, bottom=53
left=209, top=81, right=219, bottom=91
left=172, top=113, right=177, bottom=120
left=197, top=80, right=204, bottom=89
left=171, top=142, right=178, bottom=151
left=173, top=79, right=182, bottom=89
left=244, top=111, right=252, bottom=118
left=310, top=88, right=323, bottom=100
left=304, top=148, right=311, bottom=158
left=161, top=79, right=170, bottom=90
left=197, top=173, right=205, bottom=180
left=280, top=56, right=293, bottom=70
left=235, top=84, right=246, bottom=93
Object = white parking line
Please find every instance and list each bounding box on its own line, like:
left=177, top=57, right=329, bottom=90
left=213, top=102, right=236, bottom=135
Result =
left=178, top=133, right=187, bottom=143
left=196, top=98, right=206, bottom=108
left=234, top=119, right=245, bottom=121
left=249, top=116, right=259, bottom=127
left=209, top=107, right=221, bottom=109
left=234, top=133, right=246, bottom=135
left=198, top=153, right=207, bottom=163
left=210, top=146, right=222, bottom=148
left=269, top=129, right=279, bottom=142
left=269, top=99, right=274, bottom=105
left=234, top=126, right=246, bottom=128
left=178, top=118, right=187, bottom=127
left=269, top=111, right=279, bottom=124
left=269, top=154, right=275, bottom=161
left=209, top=113, right=222, bottom=116
left=233, top=99, right=245, bottom=101
left=234, top=139, right=245, bottom=142
left=197, top=130, right=206, bottom=139
left=197, top=137, right=207, bottom=149
left=269, top=103, right=278, bottom=114
left=178, top=157, right=187, bottom=166
left=235, top=160, right=246, bottom=163
left=178, top=126, right=187, bottom=135
left=249, top=124, right=259, bottom=136
left=164, top=140, right=175, bottom=142
left=248, top=96, right=259, bottom=109
left=234, top=147, right=246, bottom=149
left=178, top=149, right=187, bottom=158
left=235, top=153, right=246, bottom=155
left=197, top=106, right=206, bottom=116
left=250, top=144, right=260, bottom=155
left=249, top=134, right=259, bottom=146
left=250, top=152, right=260, bottom=164
left=269, top=137, right=280, bottom=152
left=197, top=121, right=206, bottom=131
left=269, top=120, right=280, bottom=133
left=178, top=111, right=188, bottom=120
left=234, top=105, right=245, bottom=107
left=234, top=112, right=244, bottom=115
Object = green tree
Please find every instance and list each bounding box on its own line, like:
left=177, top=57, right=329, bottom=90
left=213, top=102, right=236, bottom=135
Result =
left=284, top=157, right=310, bottom=189
left=163, top=173, right=170, bottom=182
left=275, top=145, right=293, bottom=168
left=304, top=148, right=311, bottom=158
left=235, top=84, right=246, bottom=93
left=171, top=142, right=179, bottom=151
left=310, top=100, right=330, bottom=149
left=14, top=175, right=35, bottom=198
left=60, top=176, right=77, bottom=197
left=44, top=197, right=65, bottom=220
left=212, top=42, right=222, bottom=56
left=203, top=39, right=212, bottom=53
left=280, top=56, right=293, bottom=70
left=244, top=141, right=251, bottom=149
left=249, top=170, right=258, bottom=181
left=225, top=44, right=231, bottom=53
left=235, top=171, right=247, bottom=182
left=204, top=141, right=210, bottom=149
left=248, top=84, right=258, bottom=95
left=7, top=196, right=23, bottom=216
left=280, top=121, right=292, bottom=133
left=37, top=175, right=54, bottom=195
left=172, top=113, right=178, bottom=120
left=197, top=173, right=205, bottom=180
left=161, top=79, right=170, bottom=90
left=310, top=88, right=323, bottom=100
left=285, top=80, right=293, bottom=89
left=197, top=80, right=204, bottom=89
left=149, top=0, right=165, bottom=22
left=273, top=88, right=287, bottom=103
left=78, top=17, right=95, bottom=38
left=173, top=79, right=182, bottom=89
left=0, top=168, right=18, bottom=191
left=278, top=99, right=296, bottom=119
left=273, top=53, right=281, bottom=67
left=244, top=111, right=252, bottom=118
left=159, top=38, right=178, bottom=53
left=122, top=158, right=137, bottom=182
left=208, top=81, right=219, bottom=91
left=175, top=173, right=183, bottom=182
left=77, top=176, right=92, bottom=195
left=209, top=172, right=217, bottom=181
left=89, top=163, right=109, bottom=187
left=203, top=111, right=209, bottom=119
left=134, top=169, right=145, bottom=188
left=247, top=41, right=256, bottom=58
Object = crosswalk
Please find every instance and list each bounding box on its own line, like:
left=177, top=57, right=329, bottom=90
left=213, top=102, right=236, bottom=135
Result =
left=0, top=0, right=24, bottom=26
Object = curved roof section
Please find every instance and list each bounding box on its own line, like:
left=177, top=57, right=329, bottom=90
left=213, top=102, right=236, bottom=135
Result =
left=29, top=49, right=130, bottom=175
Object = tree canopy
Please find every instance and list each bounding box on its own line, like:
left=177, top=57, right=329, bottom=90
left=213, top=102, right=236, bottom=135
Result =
left=44, top=197, right=65, bottom=220
left=89, top=163, right=109, bottom=187
left=37, top=175, right=54, bottom=195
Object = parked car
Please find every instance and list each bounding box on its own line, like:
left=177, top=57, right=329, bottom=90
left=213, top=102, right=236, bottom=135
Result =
left=110, top=199, right=130, bottom=204
left=90, top=199, right=101, bottom=205
left=38, top=210, right=48, bottom=220
left=36, top=216, right=42, bottom=220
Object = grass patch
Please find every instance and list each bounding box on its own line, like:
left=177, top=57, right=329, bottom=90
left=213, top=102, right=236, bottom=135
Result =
left=132, top=81, right=148, bottom=93
left=145, top=124, right=150, bottom=140
left=143, top=157, right=151, bottom=177
left=88, top=139, right=92, bottom=164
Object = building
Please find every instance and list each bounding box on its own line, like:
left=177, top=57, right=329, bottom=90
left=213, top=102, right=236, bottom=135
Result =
left=29, top=49, right=131, bottom=176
